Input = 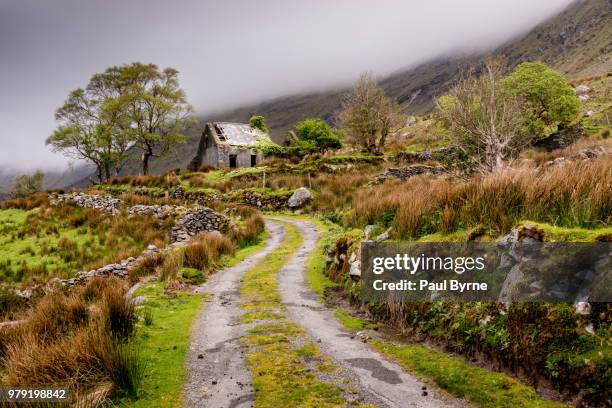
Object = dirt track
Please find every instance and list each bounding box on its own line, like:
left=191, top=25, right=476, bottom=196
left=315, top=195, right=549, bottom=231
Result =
left=184, top=218, right=465, bottom=408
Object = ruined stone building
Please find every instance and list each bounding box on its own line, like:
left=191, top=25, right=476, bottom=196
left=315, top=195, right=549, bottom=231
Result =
left=188, top=122, right=272, bottom=170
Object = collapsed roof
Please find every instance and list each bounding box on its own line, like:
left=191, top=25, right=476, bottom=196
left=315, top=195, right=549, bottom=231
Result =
left=210, top=122, right=271, bottom=147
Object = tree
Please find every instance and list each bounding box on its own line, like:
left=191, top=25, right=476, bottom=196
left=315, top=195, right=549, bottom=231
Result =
left=115, top=63, right=193, bottom=175
left=249, top=115, right=269, bottom=134
left=436, top=58, right=527, bottom=173
left=292, top=119, right=342, bottom=153
left=47, top=68, right=131, bottom=181
left=339, top=73, right=404, bottom=154
left=12, top=171, right=44, bottom=198
left=47, top=89, right=121, bottom=182
left=501, top=61, right=580, bottom=138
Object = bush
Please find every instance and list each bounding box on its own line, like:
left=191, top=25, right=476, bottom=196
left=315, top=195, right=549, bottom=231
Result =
left=292, top=119, right=342, bottom=153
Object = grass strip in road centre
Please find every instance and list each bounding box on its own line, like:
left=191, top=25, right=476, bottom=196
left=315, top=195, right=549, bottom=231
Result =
left=240, top=220, right=354, bottom=408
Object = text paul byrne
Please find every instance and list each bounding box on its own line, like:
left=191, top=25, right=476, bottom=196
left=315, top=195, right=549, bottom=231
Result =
left=372, top=279, right=488, bottom=292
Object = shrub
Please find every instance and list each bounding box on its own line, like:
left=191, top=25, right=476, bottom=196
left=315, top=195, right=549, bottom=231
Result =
left=292, top=119, right=342, bottom=153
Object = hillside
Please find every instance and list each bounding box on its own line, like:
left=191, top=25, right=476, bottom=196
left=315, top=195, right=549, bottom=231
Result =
left=200, top=0, right=610, bottom=144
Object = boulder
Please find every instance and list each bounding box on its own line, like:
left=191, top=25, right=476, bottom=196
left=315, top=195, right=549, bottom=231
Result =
left=287, top=187, right=313, bottom=209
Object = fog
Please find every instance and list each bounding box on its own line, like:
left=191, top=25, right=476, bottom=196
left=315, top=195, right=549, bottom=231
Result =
left=0, top=0, right=574, bottom=170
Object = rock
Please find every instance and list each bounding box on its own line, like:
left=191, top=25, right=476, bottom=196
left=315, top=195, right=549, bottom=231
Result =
left=574, top=302, right=591, bottom=316
left=349, top=260, right=361, bottom=281
left=364, top=225, right=375, bottom=240
left=579, top=94, right=590, bottom=101
left=376, top=228, right=391, bottom=242
left=287, top=187, right=313, bottom=209
left=574, top=85, right=591, bottom=95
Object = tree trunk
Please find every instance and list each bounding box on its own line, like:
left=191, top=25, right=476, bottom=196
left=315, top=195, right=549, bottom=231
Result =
left=142, top=146, right=154, bottom=175
left=104, top=165, right=111, bottom=182
left=96, top=166, right=103, bottom=183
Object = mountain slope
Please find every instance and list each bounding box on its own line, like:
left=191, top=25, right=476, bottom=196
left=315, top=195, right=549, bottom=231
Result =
left=204, top=0, right=610, bottom=144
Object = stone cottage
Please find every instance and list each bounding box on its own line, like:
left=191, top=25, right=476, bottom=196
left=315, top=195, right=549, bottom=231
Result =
left=188, top=122, right=272, bottom=170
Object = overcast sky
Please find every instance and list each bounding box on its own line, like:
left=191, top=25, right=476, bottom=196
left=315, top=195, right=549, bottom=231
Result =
left=0, top=0, right=574, bottom=170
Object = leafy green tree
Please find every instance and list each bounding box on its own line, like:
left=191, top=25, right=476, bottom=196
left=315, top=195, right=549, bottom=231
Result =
left=47, top=86, right=124, bottom=182
left=47, top=63, right=193, bottom=178
left=249, top=115, right=269, bottom=134
left=292, top=119, right=342, bottom=153
left=12, top=170, right=44, bottom=198
left=501, top=61, right=580, bottom=138
left=114, top=63, right=193, bottom=175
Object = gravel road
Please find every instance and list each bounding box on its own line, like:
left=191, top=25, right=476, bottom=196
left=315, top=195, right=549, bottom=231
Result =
left=183, top=221, right=285, bottom=408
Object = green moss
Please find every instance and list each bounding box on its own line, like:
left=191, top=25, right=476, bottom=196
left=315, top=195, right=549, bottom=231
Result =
left=371, top=340, right=568, bottom=408
left=333, top=308, right=377, bottom=331
left=517, top=220, right=612, bottom=242
left=179, top=267, right=205, bottom=285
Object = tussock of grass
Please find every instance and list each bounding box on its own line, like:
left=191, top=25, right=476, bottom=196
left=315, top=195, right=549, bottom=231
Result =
left=1, top=281, right=142, bottom=403
left=351, top=155, right=611, bottom=238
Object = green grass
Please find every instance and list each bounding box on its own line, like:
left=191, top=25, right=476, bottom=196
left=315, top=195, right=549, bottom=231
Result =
left=0, top=208, right=102, bottom=282
left=333, top=308, right=377, bottom=331
left=120, top=281, right=205, bottom=407
left=371, top=340, right=568, bottom=408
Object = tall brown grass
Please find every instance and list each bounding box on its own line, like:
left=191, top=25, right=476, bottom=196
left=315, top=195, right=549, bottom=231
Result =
left=0, top=283, right=141, bottom=401
left=351, top=155, right=612, bottom=238
left=183, top=232, right=235, bottom=272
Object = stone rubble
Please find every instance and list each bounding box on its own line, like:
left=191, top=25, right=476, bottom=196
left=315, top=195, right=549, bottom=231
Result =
left=171, top=206, right=228, bottom=243
left=128, top=204, right=185, bottom=218
left=50, top=192, right=121, bottom=215
left=376, top=165, right=445, bottom=182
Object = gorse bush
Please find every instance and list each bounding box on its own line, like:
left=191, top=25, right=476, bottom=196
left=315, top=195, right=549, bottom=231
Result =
left=351, top=155, right=611, bottom=237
